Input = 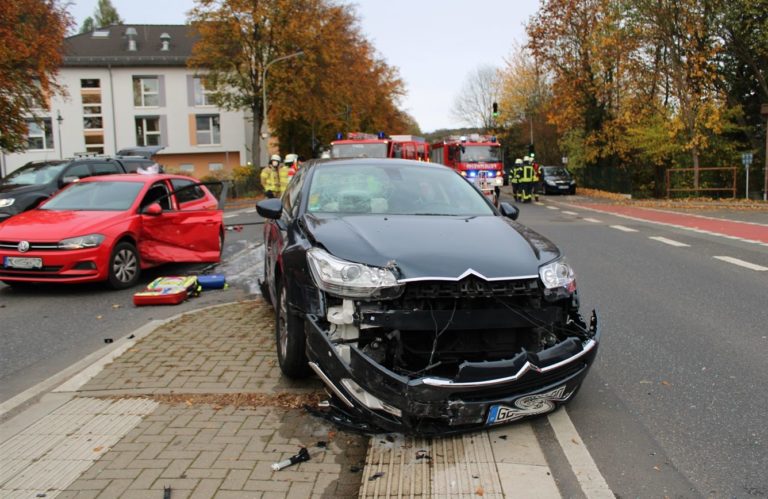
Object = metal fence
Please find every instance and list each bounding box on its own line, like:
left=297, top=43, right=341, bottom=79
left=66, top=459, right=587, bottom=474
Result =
left=665, top=167, right=737, bottom=199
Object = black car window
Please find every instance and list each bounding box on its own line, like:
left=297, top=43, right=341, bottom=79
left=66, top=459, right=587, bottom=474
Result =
left=90, top=162, right=121, bottom=176
left=284, top=168, right=305, bottom=218
left=2, top=161, right=67, bottom=185
left=140, top=182, right=172, bottom=211
left=64, top=163, right=92, bottom=180
left=40, top=181, right=144, bottom=211
left=307, top=164, right=494, bottom=216
left=170, top=179, right=205, bottom=204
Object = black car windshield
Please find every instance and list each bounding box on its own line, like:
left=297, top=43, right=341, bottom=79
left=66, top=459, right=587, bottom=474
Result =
left=2, top=161, right=68, bottom=186
left=542, top=167, right=569, bottom=176
left=307, top=163, right=494, bottom=216
left=332, top=143, right=389, bottom=158
left=40, top=181, right=144, bottom=211
left=460, top=145, right=501, bottom=163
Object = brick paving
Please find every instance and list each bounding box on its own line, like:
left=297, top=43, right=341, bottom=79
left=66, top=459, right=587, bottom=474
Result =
left=40, top=300, right=367, bottom=498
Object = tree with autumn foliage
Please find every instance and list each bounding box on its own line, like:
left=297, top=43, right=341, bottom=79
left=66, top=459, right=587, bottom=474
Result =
left=188, top=0, right=411, bottom=164
left=0, top=0, right=71, bottom=153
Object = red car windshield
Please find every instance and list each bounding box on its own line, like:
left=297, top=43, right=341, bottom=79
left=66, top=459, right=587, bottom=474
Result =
left=332, top=143, right=389, bottom=158
left=41, top=181, right=145, bottom=211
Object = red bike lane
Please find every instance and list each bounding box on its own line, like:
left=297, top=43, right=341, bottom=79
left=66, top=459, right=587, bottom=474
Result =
left=574, top=203, right=768, bottom=244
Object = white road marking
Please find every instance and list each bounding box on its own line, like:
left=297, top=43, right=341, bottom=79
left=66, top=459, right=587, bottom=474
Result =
left=649, top=236, right=690, bottom=247
left=583, top=218, right=602, bottom=223
left=610, top=225, right=638, bottom=232
left=562, top=211, right=579, bottom=216
left=548, top=408, right=614, bottom=498
left=546, top=206, right=559, bottom=210
left=713, top=256, right=768, bottom=271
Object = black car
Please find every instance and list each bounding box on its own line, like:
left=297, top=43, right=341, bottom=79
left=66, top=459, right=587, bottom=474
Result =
left=0, top=157, right=154, bottom=221
left=540, top=166, right=576, bottom=194
left=257, top=159, right=599, bottom=435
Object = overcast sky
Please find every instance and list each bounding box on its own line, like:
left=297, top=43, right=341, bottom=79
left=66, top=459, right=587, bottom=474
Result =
left=66, top=0, right=540, bottom=132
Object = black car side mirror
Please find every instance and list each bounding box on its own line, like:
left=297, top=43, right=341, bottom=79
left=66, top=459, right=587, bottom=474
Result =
left=499, top=202, right=519, bottom=220
left=256, top=198, right=283, bottom=220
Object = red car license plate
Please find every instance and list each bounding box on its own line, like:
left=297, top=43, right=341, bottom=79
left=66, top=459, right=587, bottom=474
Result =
left=4, top=256, right=43, bottom=269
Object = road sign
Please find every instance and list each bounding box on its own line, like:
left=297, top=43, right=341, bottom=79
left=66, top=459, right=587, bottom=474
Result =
left=741, top=152, right=753, bottom=167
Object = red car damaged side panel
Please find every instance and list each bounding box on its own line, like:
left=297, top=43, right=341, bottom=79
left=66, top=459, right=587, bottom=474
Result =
left=139, top=209, right=222, bottom=264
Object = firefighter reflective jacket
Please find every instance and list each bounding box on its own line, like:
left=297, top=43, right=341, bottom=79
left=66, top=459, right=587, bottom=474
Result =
left=521, top=165, right=535, bottom=182
left=260, top=166, right=279, bottom=193
left=278, top=166, right=291, bottom=193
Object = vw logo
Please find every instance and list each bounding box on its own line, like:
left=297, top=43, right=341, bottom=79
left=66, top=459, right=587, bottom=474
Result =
left=17, top=241, right=30, bottom=253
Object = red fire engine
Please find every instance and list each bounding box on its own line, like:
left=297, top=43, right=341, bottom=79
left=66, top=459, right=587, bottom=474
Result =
left=429, top=134, right=503, bottom=204
left=330, top=132, right=430, bottom=160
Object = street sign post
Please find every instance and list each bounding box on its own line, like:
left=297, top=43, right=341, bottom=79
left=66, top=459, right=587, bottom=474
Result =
left=742, top=152, right=753, bottom=199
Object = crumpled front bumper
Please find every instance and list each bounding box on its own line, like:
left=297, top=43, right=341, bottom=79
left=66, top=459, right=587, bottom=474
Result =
left=305, top=311, right=600, bottom=435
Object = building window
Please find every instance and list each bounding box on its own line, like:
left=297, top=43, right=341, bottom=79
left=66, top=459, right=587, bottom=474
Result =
left=195, top=115, right=220, bottom=145
left=81, top=79, right=100, bottom=88
left=193, top=77, right=215, bottom=106
left=208, top=163, right=223, bottom=172
left=133, top=77, right=159, bottom=107
left=179, top=163, right=194, bottom=173
left=83, top=117, right=103, bottom=129
left=136, top=117, right=161, bottom=146
left=27, top=118, right=53, bottom=150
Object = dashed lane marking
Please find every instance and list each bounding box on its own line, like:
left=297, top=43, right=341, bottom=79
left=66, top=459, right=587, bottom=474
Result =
left=546, top=206, right=559, bottom=210
left=583, top=218, right=602, bottom=223
left=562, top=211, right=579, bottom=216
left=610, top=225, right=638, bottom=232
left=713, top=256, right=768, bottom=272
left=649, top=236, right=690, bottom=247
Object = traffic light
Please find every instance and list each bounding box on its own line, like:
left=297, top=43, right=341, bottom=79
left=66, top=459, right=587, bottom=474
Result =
left=492, top=102, right=499, bottom=117
left=528, top=144, right=535, bottom=156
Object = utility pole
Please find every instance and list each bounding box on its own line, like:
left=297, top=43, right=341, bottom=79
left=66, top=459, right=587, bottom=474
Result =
left=762, top=103, right=768, bottom=201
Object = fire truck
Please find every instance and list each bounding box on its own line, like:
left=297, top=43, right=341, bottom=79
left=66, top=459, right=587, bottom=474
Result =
left=330, top=132, right=430, bottom=160
left=430, top=134, right=503, bottom=205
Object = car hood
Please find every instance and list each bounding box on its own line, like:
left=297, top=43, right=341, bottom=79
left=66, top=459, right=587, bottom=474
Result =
left=544, top=175, right=572, bottom=182
left=302, top=214, right=560, bottom=280
left=0, top=183, right=45, bottom=197
left=0, top=210, right=130, bottom=241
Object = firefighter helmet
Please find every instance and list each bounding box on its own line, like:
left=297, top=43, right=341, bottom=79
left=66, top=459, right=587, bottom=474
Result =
left=515, top=158, right=523, bottom=165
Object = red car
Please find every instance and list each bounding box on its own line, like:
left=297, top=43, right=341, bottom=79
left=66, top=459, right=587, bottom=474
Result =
left=0, top=174, right=223, bottom=289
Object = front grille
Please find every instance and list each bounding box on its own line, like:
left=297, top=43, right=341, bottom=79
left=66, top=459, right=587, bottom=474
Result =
left=0, top=241, right=59, bottom=251
left=405, top=277, right=538, bottom=300
left=0, top=266, right=65, bottom=276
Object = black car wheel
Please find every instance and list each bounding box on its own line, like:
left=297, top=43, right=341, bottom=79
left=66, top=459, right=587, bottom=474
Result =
left=275, top=279, right=311, bottom=379
left=108, top=241, right=140, bottom=289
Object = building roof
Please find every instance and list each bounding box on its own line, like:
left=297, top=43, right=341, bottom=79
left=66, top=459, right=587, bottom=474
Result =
left=63, top=25, right=197, bottom=67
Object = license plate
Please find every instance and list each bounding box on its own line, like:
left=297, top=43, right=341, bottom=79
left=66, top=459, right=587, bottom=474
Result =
left=558, top=185, right=569, bottom=189
left=4, top=256, right=43, bottom=269
left=486, top=385, right=573, bottom=425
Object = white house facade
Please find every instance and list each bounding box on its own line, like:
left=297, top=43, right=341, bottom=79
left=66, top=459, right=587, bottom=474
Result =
left=1, top=25, right=253, bottom=178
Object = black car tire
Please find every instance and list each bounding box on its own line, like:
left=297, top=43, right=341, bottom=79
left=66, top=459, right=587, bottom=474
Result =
left=569, top=187, right=576, bottom=195
left=275, top=278, right=311, bottom=379
left=107, top=241, right=140, bottom=289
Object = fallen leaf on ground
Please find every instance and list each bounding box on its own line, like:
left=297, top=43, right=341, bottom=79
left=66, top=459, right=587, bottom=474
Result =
left=476, top=485, right=484, bottom=496
left=92, top=446, right=103, bottom=452
left=653, top=466, right=660, bottom=471
left=571, top=438, right=580, bottom=445
left=112, top=304, right=121, bottom=309
left=660, top=381, right=671, bottom=386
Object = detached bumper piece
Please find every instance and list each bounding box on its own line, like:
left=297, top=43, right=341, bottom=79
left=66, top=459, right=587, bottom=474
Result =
left=305, top=310, right=600, bottom=435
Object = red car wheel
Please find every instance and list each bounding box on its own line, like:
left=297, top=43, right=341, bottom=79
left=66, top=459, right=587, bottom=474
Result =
left=108, top=242, right=140, bottom=289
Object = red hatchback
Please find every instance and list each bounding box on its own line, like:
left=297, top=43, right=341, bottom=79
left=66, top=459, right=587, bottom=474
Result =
left=0, top=174, right=223, bottom=289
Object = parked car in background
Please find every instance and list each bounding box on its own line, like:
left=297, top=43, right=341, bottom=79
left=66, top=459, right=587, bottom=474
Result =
left=0, top=174, right=223, bottom=289
left=540, top=166, right=577, bottom=195
left=257, top=158, right=600, bottom=435
left=0, top=156, right=156, bottom=222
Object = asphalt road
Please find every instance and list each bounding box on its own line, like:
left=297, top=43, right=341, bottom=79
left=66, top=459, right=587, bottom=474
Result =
left=513, top=193, right=767, bottom=498
left=0, top=207, right=266, bottom=404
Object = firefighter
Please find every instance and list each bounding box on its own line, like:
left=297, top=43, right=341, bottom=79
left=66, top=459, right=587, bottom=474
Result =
left=260, top=154, right=281, bottom=198
left=532, top=161, right=541, bottom=202
left=520, top=156, right=535, bottom=202
left=511, top=158, right=523, bottom=201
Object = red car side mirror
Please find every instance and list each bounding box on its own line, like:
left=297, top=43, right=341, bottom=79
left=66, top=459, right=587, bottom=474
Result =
left=143, top=203, right=163, bottom=216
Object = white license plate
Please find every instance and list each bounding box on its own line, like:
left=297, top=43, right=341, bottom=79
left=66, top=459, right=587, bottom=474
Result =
left=4, top=256, right=43, bottom=269
left=486, top=385, right=573, bottom=425
left=558, top=185, right=569, bottom=189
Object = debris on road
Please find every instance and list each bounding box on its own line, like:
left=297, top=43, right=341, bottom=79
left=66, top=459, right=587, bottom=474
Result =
left=369, top=472, right=385, bottom=481
left=271, top=447, right=311, bottom=471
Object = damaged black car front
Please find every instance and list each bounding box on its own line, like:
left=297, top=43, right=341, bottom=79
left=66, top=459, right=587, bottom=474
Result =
left=257, top=159, right=600, bottom=435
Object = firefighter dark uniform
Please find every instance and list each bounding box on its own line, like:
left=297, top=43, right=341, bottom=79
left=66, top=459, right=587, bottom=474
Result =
left=519, top=159, right=536, bottom=203
left=511, top=159, right=523, bottom=201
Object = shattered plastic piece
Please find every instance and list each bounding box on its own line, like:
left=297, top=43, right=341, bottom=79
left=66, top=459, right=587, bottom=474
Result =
left=127, top=334, right=135, bottom=339
left=415, top=450, right=432, bottom=461
left=350, top=465, right=362, bottom=473
left=104, top=338, right=113, bottom=344
left=271, top=447, right=310, bottom=471
left=163, top=485, right=172, bottom=498
left=317, top=441, right=327, bottom=448
left=369, top=472, right=385, bottom=481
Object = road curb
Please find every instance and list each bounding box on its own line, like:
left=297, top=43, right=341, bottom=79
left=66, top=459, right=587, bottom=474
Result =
left=0, top=300, right=251, bottom=422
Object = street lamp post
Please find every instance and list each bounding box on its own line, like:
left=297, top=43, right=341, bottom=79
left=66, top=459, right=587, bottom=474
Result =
left=260, top=50, right=304, bottom=166
left=56, top=111, right=63, bottom=159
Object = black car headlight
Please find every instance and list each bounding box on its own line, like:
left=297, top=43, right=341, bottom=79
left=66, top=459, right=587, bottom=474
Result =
left=539, top=257, right=577, bottom=298
left=307, top=248, right=403, bottom=298
left=58, top=234, right=105, bottom=250
left=545, top=179, right=556, bottom=186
